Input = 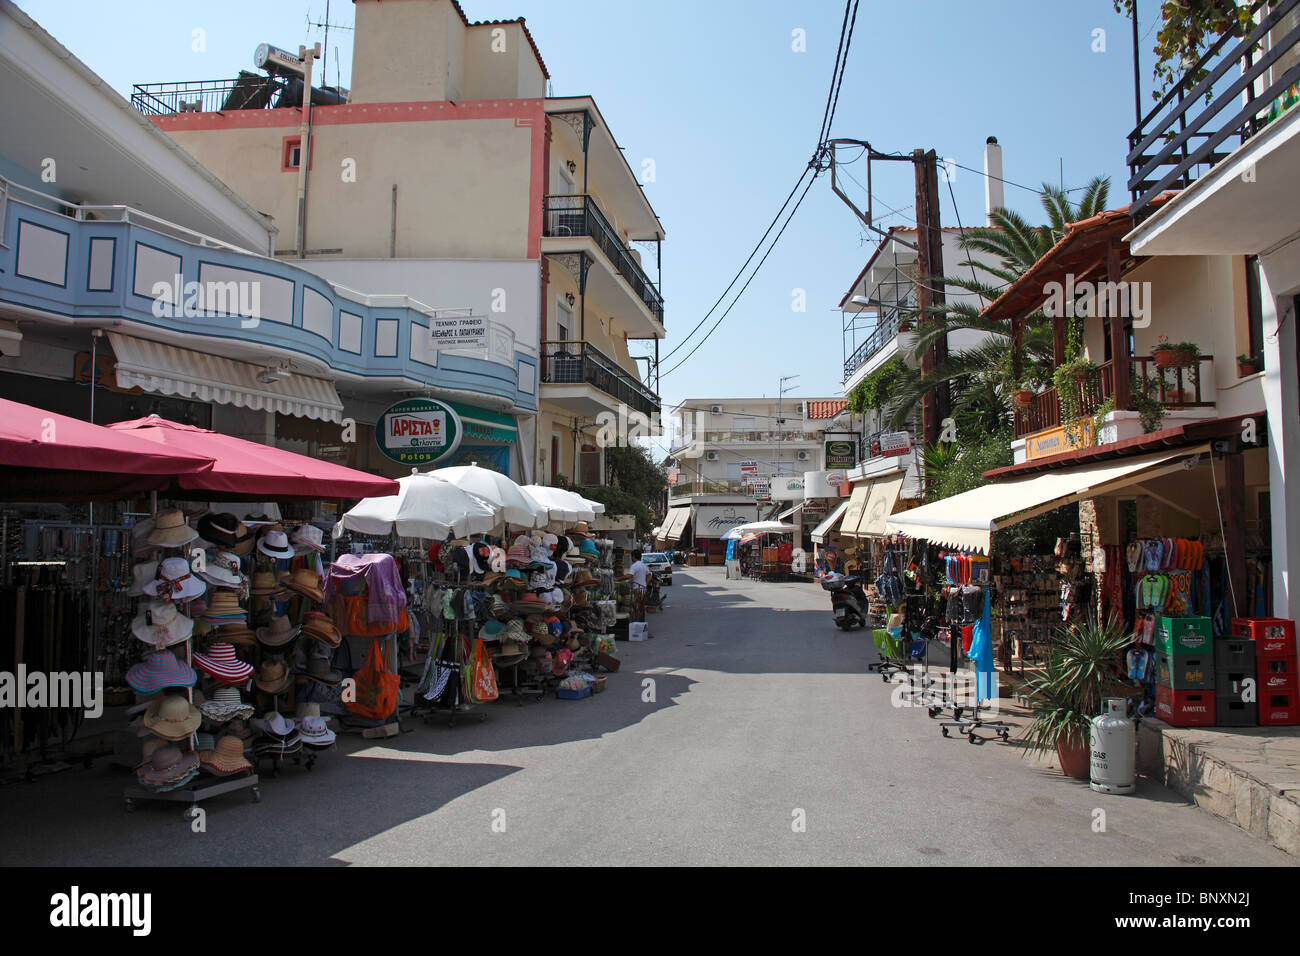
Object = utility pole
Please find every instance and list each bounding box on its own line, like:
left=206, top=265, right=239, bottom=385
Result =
left=912, top=149, right=948, bottom=448
left=295, top=43, right=321, bottom=259
left=777, top=375, right=799, bottom=491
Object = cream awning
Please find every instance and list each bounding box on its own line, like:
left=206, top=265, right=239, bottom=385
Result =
left=884, top=445, right=1211, bottom=554
left=839, top=482, right=870, bottom=537
left=846, top=474, right=906, bottom=537
left=656, top=507, right=691, bottom=547
left=108, top=332, right=344, bottom=422
left=811, top=499, right=850, bottom=544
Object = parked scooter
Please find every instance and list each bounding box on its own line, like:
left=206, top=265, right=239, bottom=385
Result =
left=821, top=572, right=867, bottom=629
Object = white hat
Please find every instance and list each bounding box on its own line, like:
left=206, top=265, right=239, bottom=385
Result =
left=252, top=711, right=296, bottom=737
left=128, top=560, right=159, bottom=598
left=290, top=524, right=326, bottom=554
left=131, top=600, right=195, bottom=648
left=144, top=556, right=208, bottom=601
left=298, top=714, right=336, bottom=746
left=257, top=529, right=295, bottom=559
left=197, top=550, right=243, bottom=589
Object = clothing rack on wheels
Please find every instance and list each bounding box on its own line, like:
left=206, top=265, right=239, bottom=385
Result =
left=927, top=549, right=1010, bottom=744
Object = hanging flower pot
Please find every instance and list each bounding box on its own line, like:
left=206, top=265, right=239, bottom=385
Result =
left=1171, top=346, right=1196, bottom=368
left=1153, top=347, right=1177, bottom=369
left=1013, top=389, right=1035, bottom=408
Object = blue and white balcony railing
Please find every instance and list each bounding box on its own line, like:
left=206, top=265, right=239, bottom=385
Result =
left=0, top=175, right=534, bottom=410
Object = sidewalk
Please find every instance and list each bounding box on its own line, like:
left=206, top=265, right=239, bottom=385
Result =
left=1138, top=720, right=1300, bottom=857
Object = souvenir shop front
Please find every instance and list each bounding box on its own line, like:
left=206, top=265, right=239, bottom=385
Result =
left=876, top=431, right=1294, bottom=731
left=0, top=398, right=403, bottom=806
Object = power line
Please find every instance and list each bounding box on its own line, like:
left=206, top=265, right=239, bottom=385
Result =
left=948, top=160, right=1091, bottom=196
left=823, top=0, right=860, bottom=144
left=815, top=0, right=854, bottom=149
left=658, top=167, right=813, bottom=363
left=660, top=172, right=820, bottom=378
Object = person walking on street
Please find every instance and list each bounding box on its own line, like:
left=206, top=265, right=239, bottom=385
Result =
left=624, top=550, right=649, bottom=623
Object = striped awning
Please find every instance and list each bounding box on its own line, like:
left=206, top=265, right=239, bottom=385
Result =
left=447, top=401, right=518, bottom=443
left=108, top=332, right=343, bottom=422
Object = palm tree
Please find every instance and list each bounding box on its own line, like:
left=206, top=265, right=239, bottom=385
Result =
left=876, top=177, right=1111, bottom=434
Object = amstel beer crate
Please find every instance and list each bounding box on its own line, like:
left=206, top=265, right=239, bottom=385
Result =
left=1155, top=685, right=1216, bottom=727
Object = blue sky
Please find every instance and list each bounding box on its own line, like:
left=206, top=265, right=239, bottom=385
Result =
left=16, top=0, right=1161, bottom=450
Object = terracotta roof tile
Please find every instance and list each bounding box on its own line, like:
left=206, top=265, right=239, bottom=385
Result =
left=807, top=399, right=848, bottom=420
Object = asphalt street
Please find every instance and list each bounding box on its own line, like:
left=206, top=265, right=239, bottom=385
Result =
left=0, top=565, right=1292, bottom=866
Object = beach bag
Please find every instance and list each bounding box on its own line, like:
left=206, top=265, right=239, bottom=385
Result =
left=345, top=639, right=400, bottom=720
left=462, top=638, right=498, bottom=704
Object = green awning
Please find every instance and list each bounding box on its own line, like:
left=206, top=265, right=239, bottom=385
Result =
left=447, top=401, right=518, bottom=444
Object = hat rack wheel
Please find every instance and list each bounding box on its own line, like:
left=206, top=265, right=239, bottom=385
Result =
left=999, top=730, right=1010, bottom=742
left=124, top=797, right=136, bottom=812
left=251, top=787, right=262, bottom=803
left=927, top=706, right=942, bottom=718
left=940, top=727, right=950, bottom=738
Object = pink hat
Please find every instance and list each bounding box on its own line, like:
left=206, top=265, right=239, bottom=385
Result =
left=192, top=642, right=254, bottom=685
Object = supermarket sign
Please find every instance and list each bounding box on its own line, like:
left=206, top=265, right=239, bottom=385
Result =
left=376, top=398, right=463, bottom=466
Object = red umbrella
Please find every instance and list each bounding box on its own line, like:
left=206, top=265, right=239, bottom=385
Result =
left=107, top=416, right=399, bottom=501
left=0, top=398, right=215, bottom=500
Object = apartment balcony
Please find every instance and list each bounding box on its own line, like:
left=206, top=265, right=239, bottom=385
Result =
left=668, top=479, right=750, bottom=500
left=842, top=301, right=915, bottom=388
left=1013, top=355, right=1217, bottom=440
left=703, top=430, right=821, bottom=444
left=130, top=74, right=349, bottom=116
left=1126, top=0, right=1300, bottom=255
left=540, top=340, right=659, bottom=418
left=542, top=195, right=664, bottom=336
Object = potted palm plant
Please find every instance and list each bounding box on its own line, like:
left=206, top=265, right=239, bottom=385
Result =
left=1022, top=617, right=1132, bottom=779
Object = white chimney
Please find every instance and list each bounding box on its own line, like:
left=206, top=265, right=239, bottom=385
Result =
left=984, top=136, right=1003, bottom=225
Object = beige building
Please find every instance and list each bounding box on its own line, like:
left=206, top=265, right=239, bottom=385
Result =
left=136, top=0, right=664, bottom=482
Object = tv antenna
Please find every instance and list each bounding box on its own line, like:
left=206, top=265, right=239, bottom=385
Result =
left=306, top=0, right=353, bottom=86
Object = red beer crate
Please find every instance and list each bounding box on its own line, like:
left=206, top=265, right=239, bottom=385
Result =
left=1231, top=618, right=1297, bottom=661
left=1258, top=689, right=1300, bottom=726
left=1155, top=685, right=1216, bottom=727
left=1257, top=656, right=1299, bottom=693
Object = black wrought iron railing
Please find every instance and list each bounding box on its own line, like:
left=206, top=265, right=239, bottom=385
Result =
left=543, top=195, right=664, bottom=325
left=131, top=75, right=285, bottom=115
left=843, top=302, right=913, bottom=381
left=540, top=341, right=659, bottom=417
left=1127, top=0, right=1300, bottom=217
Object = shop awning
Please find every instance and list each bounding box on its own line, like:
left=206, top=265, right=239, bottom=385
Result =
left=446, top=401, right=518, bottom=443
left=811, top=499, right=850, bottom=544
left=775, top=503, right=801, bottom=522
left=108, top=416, right=400, bottom=501
left=656, top=507, right=690, bottom=546
left=846, top=474, right=905, bottom=537
left=108, top=332, right=344, bottom=422
left=0, top=397, right=215, bottom=500
left=839, top=482, right=871, bottom=537
left=884, top=445, right=1211, bottom=554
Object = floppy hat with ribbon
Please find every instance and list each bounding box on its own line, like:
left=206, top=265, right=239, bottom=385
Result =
left=256, top=614, right=298, bottom=648
left=144, top=556, right=207, bottom=602
left=141, top=695, right=202, bottom=740
left=126, top=651, right=197, bottom=694
left=290, top=524, right=326, bottom=554
left=131, top=601, right=195, bottom=648
left=197, top=550, right=244, bottom=589
left=199, top=685, right=255, bottom=721
left=282, top=568, right=324, bottom=603
left=137, top=745, right=200, bottom=788
left=300, top=611, right=340, bottom=648
left=147, top=509, right=199, bottom=548
left=254, top=658, right=293, bottom=694
left=193, top=642, right=255, bottom=685
left=199, top=735, right=253, bottom=776
left=252, top=711, right=296, bottom=737
left=257, top=529, right=295, bottom=559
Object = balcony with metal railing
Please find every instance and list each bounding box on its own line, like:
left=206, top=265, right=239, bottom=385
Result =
left=668, top=479, right=749, bottom=499
left=842, top=300, right=914, bottom=381
left=1126, top=0, right=1300, bottom=218
left=543, top=195, right=664, bottom=325
left=130, top=74, right=349, bottom=116
left=1013, top=355, right=1217, bottom=439
left=702, top=430, right=820, bottom=444
left=540, top=340, right=659, bottom=417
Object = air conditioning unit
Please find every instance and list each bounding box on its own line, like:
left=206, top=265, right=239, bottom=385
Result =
left=705, top=451, right=720, bottom=461
left=797, top=450, right=811, bottom=461
left=795, top=402, right=804, bottom=414
left=710, top=405, right=724, bottom=414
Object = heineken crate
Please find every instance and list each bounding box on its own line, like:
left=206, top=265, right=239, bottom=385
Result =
left=1155, top=615, right=1213, bottom=656
left=1156, top=651, right=1213, bottom=690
